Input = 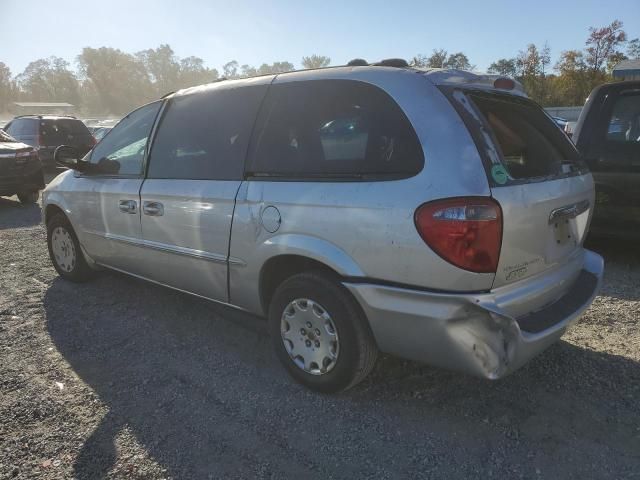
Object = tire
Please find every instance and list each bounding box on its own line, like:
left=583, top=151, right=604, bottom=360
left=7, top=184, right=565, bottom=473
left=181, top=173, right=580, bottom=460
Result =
left=46, top=213, right=95, bottom=282
left=17, top=190, right=39, bottom=204
left=268, top=271, right=378, bottom=393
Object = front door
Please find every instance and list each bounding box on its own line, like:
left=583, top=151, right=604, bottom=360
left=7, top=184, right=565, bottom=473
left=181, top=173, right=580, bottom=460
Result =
left=73, top=101, right=163, bottom=274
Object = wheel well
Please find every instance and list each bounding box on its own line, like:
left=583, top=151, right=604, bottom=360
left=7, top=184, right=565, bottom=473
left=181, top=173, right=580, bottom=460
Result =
left=260, top=255, right=340, bottom=313
left=44, top=204, right=65, bottom=225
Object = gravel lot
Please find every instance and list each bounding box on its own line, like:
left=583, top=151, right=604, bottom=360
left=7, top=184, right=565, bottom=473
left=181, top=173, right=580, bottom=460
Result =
left=1, top=196, right=639, bottom=479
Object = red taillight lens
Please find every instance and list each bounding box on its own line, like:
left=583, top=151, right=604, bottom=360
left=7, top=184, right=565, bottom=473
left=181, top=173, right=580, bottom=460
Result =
left=37, top=134, right=43, bottom=147
left=414, top=197, right=503, bottom=273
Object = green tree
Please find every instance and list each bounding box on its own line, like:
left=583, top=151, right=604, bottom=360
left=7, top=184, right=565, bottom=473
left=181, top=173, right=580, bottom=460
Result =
left=222, top=61, right=240, bottom=79
left=258, top=61, right=294, bottom=75
left=445, top=52, right=473, bottom=70
left=628, top=38, right=640, bottom=59
left=136, top=44, right=180, bottom=95
left=516, top=44, right=554, bottom=104
left=15, top=57, right=80, bottom=105
left=411, top=49, right=473, bottom=70
left=301, top=54, right=330, bottom=69
left=428, top=49, right=448, bottom=68
left=0, top=62, right=14, bottom=112
left=77, top=47, right=153, bottom=115
left=553, top=50, right=591, bottom=106
left=233, top=61, right=294, bottom=78
left=487, top=58, right=518, bottom=77
left=179, top=56, right=218, bottom=88
left=585, top=20, right=627, bottom=74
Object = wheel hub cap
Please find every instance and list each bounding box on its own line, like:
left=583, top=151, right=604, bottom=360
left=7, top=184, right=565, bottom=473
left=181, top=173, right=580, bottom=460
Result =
left=280, top=298, right=339, bottom=375
left=51, top=226, right=76, bottom=273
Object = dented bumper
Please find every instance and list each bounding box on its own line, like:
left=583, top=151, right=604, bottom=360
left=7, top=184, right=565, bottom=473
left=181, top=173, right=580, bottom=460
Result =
left=344, top=249, right=604, bottom=379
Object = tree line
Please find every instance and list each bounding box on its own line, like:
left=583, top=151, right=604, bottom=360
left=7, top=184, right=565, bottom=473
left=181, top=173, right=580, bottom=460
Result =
left=0, top=20, right=637, bottom=116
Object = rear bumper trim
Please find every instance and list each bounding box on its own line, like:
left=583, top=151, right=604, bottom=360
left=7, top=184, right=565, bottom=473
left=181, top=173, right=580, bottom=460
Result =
left=343, top=249, right=604, bottom=379
left=516, top=269, right=598, bottom=333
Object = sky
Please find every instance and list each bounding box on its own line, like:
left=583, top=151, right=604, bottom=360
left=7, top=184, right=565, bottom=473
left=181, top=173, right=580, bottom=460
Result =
left=2, top=0, right=639, bottom=75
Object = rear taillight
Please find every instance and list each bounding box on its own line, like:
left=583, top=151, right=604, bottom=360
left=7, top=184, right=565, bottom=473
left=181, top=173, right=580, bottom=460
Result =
left=414, top=197, right=503, bottom=273
left=91, top=136, right=97, bottom=146
left=37, top=134, right=43, bottom=147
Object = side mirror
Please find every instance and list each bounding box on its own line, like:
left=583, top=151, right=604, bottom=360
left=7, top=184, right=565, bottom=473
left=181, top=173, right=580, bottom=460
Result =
left=54, top=145, right=87, bottom=171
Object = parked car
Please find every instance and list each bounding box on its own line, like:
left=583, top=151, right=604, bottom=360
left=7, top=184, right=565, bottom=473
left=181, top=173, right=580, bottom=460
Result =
left=573, top=80, right=640, bottom=238
left=92, top=126, right=112, bottom=142
left=3, top=115, right=95, bottom=171
left=42, top=63, right=604, bottom=392
left=0, top=129, right=44, bottom=203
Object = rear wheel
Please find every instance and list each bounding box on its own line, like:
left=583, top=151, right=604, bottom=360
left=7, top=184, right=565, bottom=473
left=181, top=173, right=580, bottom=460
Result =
left=46, top=213, right=94, bottom=282
left=17, top=190, right=39, bottom=204
left=268, top=271, right=378, bottom=393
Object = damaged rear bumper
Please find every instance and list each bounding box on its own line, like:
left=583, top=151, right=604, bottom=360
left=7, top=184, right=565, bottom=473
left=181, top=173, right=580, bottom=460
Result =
left=343, top=249, right=604, bottom=379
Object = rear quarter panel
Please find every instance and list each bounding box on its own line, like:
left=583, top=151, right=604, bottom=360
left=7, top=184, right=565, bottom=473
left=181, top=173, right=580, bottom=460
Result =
left=229, top=68, right=494, bottom=316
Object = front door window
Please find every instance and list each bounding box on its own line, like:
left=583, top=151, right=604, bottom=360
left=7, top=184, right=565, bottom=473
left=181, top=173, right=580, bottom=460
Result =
left=88, top=101, right=162, bottom=176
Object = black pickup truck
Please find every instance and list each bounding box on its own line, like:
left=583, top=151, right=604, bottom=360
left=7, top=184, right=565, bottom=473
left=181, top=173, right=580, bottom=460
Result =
left=573, top=81, right=640, bottom=238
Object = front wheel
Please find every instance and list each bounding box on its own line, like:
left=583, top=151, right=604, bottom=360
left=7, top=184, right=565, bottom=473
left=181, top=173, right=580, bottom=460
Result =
left=17, top=190, right=39, bottom=204
left=46, top=213, right=95, bottom=282
left=268, top=272, right=378, bottom=393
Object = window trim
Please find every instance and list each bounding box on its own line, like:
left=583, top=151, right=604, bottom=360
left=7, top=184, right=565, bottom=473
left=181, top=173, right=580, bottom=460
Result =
left=244, top=78, right=425, bottom=182
left=78, top=100, right=165, bottom=179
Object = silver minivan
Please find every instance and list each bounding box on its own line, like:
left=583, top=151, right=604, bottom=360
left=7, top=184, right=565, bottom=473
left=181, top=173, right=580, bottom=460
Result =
left=43, top=63, right=604, bottom=392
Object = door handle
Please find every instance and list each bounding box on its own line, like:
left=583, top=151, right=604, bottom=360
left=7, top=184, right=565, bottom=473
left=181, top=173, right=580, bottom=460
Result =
left=119, top=199, right=137, bottom=214
left=143, top=201, right=164, bottom=216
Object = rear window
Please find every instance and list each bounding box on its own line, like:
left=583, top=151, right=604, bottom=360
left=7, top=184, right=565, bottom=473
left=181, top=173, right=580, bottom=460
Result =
left=451, top=90, right=582, bottom=184
left=247, top=79, right=424, bottom=179
left=6, top=119, right=37, bottom=136
left=40, top=119, right=91, bottom=143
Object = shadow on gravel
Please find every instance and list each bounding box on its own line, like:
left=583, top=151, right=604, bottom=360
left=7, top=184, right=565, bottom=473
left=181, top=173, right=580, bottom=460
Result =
left=43, top=272, right=640, bottom=479
left=0, top=197, right=42, bottom=230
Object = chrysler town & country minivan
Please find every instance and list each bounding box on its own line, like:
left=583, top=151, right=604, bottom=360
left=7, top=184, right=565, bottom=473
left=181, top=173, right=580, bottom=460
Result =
left=42, top=63, right=604, bottom=392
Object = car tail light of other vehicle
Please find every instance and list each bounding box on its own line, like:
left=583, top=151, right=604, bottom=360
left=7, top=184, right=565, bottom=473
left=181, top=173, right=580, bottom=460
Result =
left=414, top=197, right=503, bottom=273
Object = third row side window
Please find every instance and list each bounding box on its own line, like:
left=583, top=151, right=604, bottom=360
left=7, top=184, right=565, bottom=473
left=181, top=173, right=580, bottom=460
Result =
left=247, top=79, right=424, bottom=178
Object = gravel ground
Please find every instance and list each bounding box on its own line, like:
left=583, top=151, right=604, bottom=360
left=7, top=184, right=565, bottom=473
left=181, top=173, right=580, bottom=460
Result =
left=0, top=196, right=639, bottom=479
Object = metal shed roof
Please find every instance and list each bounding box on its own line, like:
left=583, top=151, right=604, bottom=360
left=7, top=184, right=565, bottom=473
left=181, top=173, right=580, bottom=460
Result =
left=12, top=102, right=75, bottom=107
left=613, top=59, right=640, bottom=78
